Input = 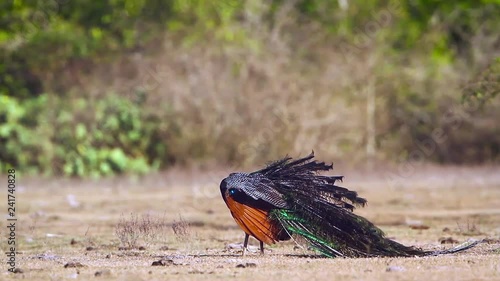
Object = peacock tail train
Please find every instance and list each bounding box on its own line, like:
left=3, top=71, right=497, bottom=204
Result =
left=270, top=206, right=478, bottom=257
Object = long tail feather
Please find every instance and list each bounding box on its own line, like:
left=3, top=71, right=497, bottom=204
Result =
left=272, top=207, right=481, bottom=257
left=263, top=153, right=481, bottom=257
left=427, top=239, right=482, bottom=256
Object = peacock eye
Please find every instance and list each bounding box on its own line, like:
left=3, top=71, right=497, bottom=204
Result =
left=229, top=188, right=237, bottom=195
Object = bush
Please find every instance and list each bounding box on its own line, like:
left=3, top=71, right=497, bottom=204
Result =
left=0, top=95, right=51, bottom=174
left=0, top=93, right=178, bottom=177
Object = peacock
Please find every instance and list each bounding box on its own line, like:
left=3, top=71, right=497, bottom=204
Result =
left=220, top=152, right=480, bottom=257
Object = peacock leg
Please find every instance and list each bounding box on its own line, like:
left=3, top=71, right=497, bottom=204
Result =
left=260, top=241, right=264, bottom=255
left=242, top=233, right=249, bottom=256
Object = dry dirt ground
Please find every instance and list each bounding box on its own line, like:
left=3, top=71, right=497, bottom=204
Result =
left=2, top=165, right=500, bottom=280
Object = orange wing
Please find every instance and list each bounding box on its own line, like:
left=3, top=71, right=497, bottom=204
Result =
left=224, top=193, right=280, bottom=245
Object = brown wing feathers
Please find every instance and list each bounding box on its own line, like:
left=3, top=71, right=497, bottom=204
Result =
left=224, top=193, right=278, bottom=244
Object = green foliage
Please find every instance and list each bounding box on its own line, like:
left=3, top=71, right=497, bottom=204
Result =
left=0, top=94, right=176, bottom=177
left=463, top=58, right=500, bottom=105
left=169, top=0, right=245, bottom=43
left=0, top=94, right=50, bottom=174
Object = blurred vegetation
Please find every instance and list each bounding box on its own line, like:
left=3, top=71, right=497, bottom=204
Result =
left=1, top=0, right=499, bottom=176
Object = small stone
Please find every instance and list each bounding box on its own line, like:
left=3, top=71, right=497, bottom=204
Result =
left=151, top=260, right=165, bottom=266
left=94, top=269, right=111, bottom=277
left=36, top=253, right=59, bottom=260
left=227, top=243, right=259, bottom=251
left=105, top=254, right=112, bottom=259
left=409, top=224, right=430, bottom=230
left=138, top=246, right=146, bottom=250
left=64, top=262, right=85, bottom=268
left=12, top=268, right=24, bottom=273
left=236, top=264, right=246, bottom=268
left=228, top=243, right=244, bottom=249
left=386, top=266, right=405, bottom=272
left=439, top=237, right=459, bottom=244
left=245, top=262, right=257, bottom=268
left=151, top=259, right=174, bottom=266
left=86, top=246, right=95, bottom=251
left=66, top=194, right=80, bottom=208
left=70, top=239, right=78, bottom=245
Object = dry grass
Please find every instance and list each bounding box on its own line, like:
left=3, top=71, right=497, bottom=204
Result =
left=2, top=165, right=500, bottom=280
left=172, top=215, right=192, bottom=241
left=115, top=213, right=168, bottom=248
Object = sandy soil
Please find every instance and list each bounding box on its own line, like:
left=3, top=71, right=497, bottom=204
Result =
left=2, top=165, right=499, bottom=280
